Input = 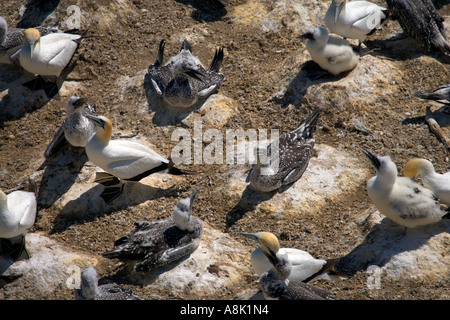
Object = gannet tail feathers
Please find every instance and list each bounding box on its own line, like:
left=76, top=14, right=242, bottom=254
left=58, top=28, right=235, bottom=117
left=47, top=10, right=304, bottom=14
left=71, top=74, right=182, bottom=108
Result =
left=294, top=108, right=320, bottom=139
left=303, top=258, right=347, bottom=283
left=208, top=47, right=224, bottom=72
left=154, top=39, right=165, bottom=67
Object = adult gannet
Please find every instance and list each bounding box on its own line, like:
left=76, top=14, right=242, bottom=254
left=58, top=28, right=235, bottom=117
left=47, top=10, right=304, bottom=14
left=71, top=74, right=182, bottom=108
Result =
left=404, top=158, right=450, bottom=206
left=147, top=39, right=224, bottom=108
left=44, top=96, right=97, bottom=159
left=18, top=27, right=81, bottom=92
left=385, top=0, right=450, bottom=56
left=362, top=149, right=449, bottom=228
left=75, top=266, right=141, bottom=300
left=102, top=187, right=203, bottom=272
left=254, top=235, right=336, bottom=300
left=240, top=232, right=345, bottom=283
left=85, top=114, right=186, bottom=202
left=301, top=27, right=359, bottom=76
left=0, top=188, right=37, bottom=260
left=324, top=0, right=389, bottom=48
left=0, top=16, right=59, bottom=65
left=415, top=83, right=450, bottom=106
left=248, top=109, right=320, bottom=193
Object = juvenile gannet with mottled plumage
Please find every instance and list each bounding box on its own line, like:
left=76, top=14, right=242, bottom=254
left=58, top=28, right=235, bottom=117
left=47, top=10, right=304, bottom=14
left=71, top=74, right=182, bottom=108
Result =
left=147, top=39, right=224, bottom=108
left=75, top=266, right=141, bottom=300
left=102, top=187, right=203, bottom=272
left=44, top=96, right=97, bottom=159
left=0, top=16, right=59, bottom=65
left=253, top=234, right=336, bottom=300
left=85, top=114, right=186, bottom=202
left=404, top=158, right=450, bottom=206
left=240, top=232, right=345, bottom=283
left=301, top=27, right=359, bottom=75
left=362, top=149, right=449, bottom=228
left=0, top=188, right=36, bottom=260
left=248, top=109, right=320, bottom=193
left=19, top=27, right=81, bottom=78
left=325, top=0, right=389, bottom=48
left=415, top=83, right=450, bottom=106
left=385, top=0, right=450, bottom=56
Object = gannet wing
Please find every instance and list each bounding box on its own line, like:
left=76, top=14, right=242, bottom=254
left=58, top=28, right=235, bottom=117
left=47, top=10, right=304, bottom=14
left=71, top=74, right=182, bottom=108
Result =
left=44, top=124, right=66, bottom=159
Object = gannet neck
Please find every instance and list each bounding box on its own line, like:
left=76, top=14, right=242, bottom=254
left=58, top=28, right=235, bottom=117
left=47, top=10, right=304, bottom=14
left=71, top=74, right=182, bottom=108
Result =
left=87, top=115, right=112, bottom=146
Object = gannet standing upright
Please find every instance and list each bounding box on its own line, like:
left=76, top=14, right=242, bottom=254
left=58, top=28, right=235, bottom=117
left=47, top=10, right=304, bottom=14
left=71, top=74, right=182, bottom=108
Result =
left=75, top=266, right=141, bottom=300
left=44, top=96, right=97, bottom=159
left=404, top=158, right=450, bottom=206
left=415, top=83, right=450, bottom=105
left=147, top=39, right=224, bottom=108
left=102, top=187, right=203, bottom=272
left=385, top=0, right=450, bottom=56
left=362, top=149, right=448, bottom=228
left=248, top=109, right=320, bottom=193
left=301, top=27, right=359, bottom=75
left=0, top=188, right=37, bottom=260
left=324, top=0, right=389, bottom=48
left=85, top=114, right=187, bottom=202
left=254, top=235, right=336, bottom=300
left=0, top=16, right=59, bottom=65
left=240, top=232, right=345, bottom=283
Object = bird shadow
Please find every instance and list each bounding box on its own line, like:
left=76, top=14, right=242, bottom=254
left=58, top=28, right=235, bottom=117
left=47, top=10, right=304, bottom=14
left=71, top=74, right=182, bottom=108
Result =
left=335, top=217, right=450, bottom=278
left=16, top=0, right=61, bottom=28
left=143, top=72, right=209, bottom=127
left=49, top=182, right=183, bottom=234
left=271, top=60, right=352, bottom=109
left=174, top=0, right=228, bottom=22
left=401, top=105, right=450, bottom=127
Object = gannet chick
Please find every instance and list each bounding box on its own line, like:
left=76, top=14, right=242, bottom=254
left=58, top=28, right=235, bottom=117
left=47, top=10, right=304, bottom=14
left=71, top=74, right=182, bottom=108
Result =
left=240, top=232, right=345, bottom=283
left=44, top=96, right=97, bottom=159
left=102, top=187, right=203, bottom=272
left=248, top=109, right=320, bottom=193
left=0, top=16, right=59, bottom=65
left=147, top=39, right=224, bottom=108
left=325, top=0, right=389, bottom=48
left=415, top=83, right=450, bottom=105
left=19, top=27, right=81, bottom=88
left=85, top=114, right=186, bottom=202
left=301, top=27, right=359, bottom=76
left=362, top=149, right=448, bottom=228
left=75, top=266, right=141, bottom=300
left=404, top=158, right=450, bottom=206
left=255, top=236, right=336, bottom=300
left=385, top=0, right=450, bottom=56
left=0, top=188, right=37, bottom=260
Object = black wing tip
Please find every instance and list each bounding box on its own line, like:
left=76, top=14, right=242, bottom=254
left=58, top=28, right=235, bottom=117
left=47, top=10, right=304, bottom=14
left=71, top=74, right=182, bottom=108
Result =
left=208, top=47, right=224, bottom=72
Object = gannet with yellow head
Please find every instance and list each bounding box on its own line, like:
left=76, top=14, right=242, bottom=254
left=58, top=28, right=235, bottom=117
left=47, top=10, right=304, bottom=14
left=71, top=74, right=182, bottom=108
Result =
left=240, top=232, right=344, bottom=283
left=404, top=158, right=450, bottom=206
left=363, top=149, right=448, bottom=228
left=85, top=114, right=185, bottom=202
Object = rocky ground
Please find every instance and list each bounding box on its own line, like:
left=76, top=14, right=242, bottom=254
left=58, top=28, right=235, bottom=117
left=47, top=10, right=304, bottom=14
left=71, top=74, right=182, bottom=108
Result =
left=0, top=0, right=449, bottom=301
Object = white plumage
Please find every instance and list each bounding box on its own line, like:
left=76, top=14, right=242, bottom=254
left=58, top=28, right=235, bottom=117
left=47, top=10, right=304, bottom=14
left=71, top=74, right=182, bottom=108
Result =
left=325, top=0, right=388, bottom=45
left=19, top=28, right=80, bottom=77
left=302, top=27, right=359, bottom=75
left=362, top=149, right=448, bottom=228
left=0, top=189, right=36, bottom=240
left=404, top=158, right=450, bottom=206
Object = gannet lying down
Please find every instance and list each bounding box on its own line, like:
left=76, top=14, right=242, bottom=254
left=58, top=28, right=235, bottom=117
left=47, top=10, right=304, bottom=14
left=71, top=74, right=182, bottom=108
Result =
left=0, top=188, right=37, bottom=260
left=147, top=39, right=224, bottom=108
left=85, top=114, right=187, bottom=202
left=362, top=149, right=449, bottom=228
left=404, top=158, right=450, bottom=206
left=75, top=266, right=141, bottom=300
left=325, top=0, right=389, bottom=48
left=102, top=188, right=203, bottom=272
left=301, top=27, right=359, bottom=76
left=240, top=232, right=346, bottom=283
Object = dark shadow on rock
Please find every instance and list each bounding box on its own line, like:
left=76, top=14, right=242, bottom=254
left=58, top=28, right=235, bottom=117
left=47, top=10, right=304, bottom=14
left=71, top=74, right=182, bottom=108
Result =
left=37, top=146, right=88, bottom=210
left=143, top=71, right=209, bottom=126
left=401, top=105, right=450, bottom=127
left=50, top=182, right=184, bottom=234
left=335, top=217, right=450, bottom=277
left=271, top=60, right=351, bottom=109
left=175, top=0, right=228, bottom=22
left=16, top=0, right=61, bottom=28
left=432, top=0, right=450, bottom=10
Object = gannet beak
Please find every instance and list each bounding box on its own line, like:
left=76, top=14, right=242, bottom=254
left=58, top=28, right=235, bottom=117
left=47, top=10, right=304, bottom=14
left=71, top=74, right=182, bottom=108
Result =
left=86, top=114, right=106, bottom=129
left=184, top=68, right=205, bottom=82
left=239, top=232, right=259, bottom=242
left=189, top=187, right=200, bottom=210
left=334, top=3, right=343, bottom=23
left=362, top=148, right=381, bottom=170
left=300, top=32, right=314, bottom=40
left=29, top=41, right=36, bottom=58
